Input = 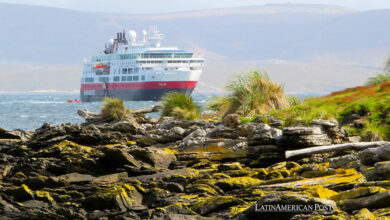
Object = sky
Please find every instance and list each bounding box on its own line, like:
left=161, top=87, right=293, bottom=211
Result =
left=0, top=0, right=389, bottom=13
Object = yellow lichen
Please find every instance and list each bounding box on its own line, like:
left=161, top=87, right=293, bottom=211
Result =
left=230, top=202, right=256, bottom=218
left=306, top=185, right=338, bottom=199
left=330, top=187, right=386, bottom=202
left=217, top=176, right=262, bottom=188
left=352, top=208, right=375, bottom=220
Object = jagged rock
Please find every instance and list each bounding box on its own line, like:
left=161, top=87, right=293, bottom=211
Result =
left=5, top=184, right=34, bottom=201
left=0, top=127, right=31, bottom=142
left=363, top=161, right=390, bottom=181
left=142, top=188, right=177, bottom=208
left=246, top=123, right=282, bottom=145
left=182, top=128, right=207, bottom=143
left=253, top=115, right=284, bottom=128
left=338, top=191, right=390, bottom=212
left=222, top=113, right=241, bottom=128
left=330, top=187, right=386, bottom=202
left=77, top=109, right=100, bottom=121
left=207, top=125, right=241, bottom=139
left=0, top=196, right=19, bottom=212
left=129, top=147, right=176, bottom=169
left=164, top=182, right=185, bottom=193
left=100, top=146, right=141, bottom=168
left=218, top=163, right=243, bottom=171
left=58, top=173, right=95, bottom=184
left=113, top=120, right=144, bottom=135
left=328, top=154, right=361, bottom=169
left=311, top=120, right=344, bottom=144
left=93, top=172, right=128, bottom=184
left=83, top=184, right=142, bottom=211
left=247, top=145, right=285, bottom=167
left=278, top=126, right=332, bottom=148
left=358, top=143, right=390, bottom=165
left=190, top=196, right=243, bottom=215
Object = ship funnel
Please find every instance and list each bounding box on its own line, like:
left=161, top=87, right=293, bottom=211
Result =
left=129, top=30, right=137, bottom=44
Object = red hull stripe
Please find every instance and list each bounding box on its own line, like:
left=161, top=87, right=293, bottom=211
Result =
left=81, top=81, right=197, bottom=91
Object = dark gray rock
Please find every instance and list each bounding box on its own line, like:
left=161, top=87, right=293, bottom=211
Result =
left=358, top=143, right=390, bottom=165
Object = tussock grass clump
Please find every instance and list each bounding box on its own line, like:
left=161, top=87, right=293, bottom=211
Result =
left=100, top=97, right=129, bottom=121
left=161, top=92, right=200, bottom=120
left=287, top=96, right=301, bottom=107
left=223, top=70, right=289, bottom=116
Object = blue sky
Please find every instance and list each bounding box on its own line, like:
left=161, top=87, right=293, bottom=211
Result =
left=0, top=0, right=389, bottom=13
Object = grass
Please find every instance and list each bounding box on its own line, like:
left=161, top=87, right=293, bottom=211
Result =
left=160, top=92, right=200, bottom=120
left=100, top=97, right=130, bottom=121
left=207, top=70, right=289, bottom=117
left=269, top=82, right=390, bottom=140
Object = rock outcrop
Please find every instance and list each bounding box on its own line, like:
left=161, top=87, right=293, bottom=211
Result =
left=1, top=113, right=389, bottom=219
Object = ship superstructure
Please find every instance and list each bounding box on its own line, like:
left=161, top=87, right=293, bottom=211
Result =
left=80, top=27, right=204, bottom=102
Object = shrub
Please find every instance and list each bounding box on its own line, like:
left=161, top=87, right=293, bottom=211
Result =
left=161, top=92, right=200, bottom=120
left=365, top=72, right=390, bottom=86
left=224, top=70, right=289, bottom=116
left=100, top=97, right=129, bottom=121
left=287, top=96, right=301, bottom=106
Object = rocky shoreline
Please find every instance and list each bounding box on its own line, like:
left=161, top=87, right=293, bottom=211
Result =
left=0, top=107, right=389, bottom=219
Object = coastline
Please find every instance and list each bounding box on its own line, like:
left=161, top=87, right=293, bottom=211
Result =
left=0, top=107, right=389, bottom=219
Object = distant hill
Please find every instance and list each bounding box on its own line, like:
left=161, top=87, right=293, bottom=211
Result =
left=0, top=3, right=389, bottom=94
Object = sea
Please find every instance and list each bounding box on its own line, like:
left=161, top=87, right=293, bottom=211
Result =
left=0, top=91, right=217, bottom=131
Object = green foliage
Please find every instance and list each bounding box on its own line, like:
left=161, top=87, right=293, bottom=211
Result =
left=100, top=97, right=129, bottom=121
left=161, top=92, right=200, bottom=120
left=287, top=96, right=301, bottom=106
left=222, top=70, right=289, bottom=116
left=271, top=82, right=390, bottom=140
left=365, top=72, right=390, bottom=86
left=206, top=96, right=231, bottom=112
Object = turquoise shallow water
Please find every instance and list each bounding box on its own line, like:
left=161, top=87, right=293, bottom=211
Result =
left=0, top=92, right=213, bottom=131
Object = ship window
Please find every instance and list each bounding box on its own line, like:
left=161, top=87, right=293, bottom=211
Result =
left=99, top=77, right=109, bottom=82
left=134, top=68, right=139, bottom=73
left=121, top=76, right=126, bottom=81
left=141, top=75, right=145, bottom=81
left=113, top=76, right=120, bottom=82
left=122, top=68, right=127, bottom=74
left=128, top=68, right=133, bottom=74
left=133, top=75, right=139, bottom=81
left=85, top=77, right=94, bottom=83
left=127, top=76, right=133, bottom=81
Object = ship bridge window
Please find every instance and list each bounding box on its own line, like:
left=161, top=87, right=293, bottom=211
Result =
left=84, top=77, right=94, bottom=83
left=141, top=75, right=145, bottom=81
left=99, top=77, right=109, bottom=83
left=121, top=76, right=126, bottom=81
left=133, top=75, right=139, bottom=81
left=127, top=76, right=133, bottom=81
left=174, top=53, right=193, bottom=58
left=122, top=68, right=128, bottom=74
left=113, top=76, right=120, bottom=82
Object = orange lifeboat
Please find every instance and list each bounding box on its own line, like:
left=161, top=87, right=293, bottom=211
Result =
left=92, top=63, right=109, bottom=70
left=67, top=99, right=73, bottom=103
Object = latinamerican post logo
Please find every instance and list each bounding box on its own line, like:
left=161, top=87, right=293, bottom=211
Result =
left=255, top=203, right=334, bottom=214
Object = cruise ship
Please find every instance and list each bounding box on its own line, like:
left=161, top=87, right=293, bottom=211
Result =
left=80, top=27, right=204, bottom=102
